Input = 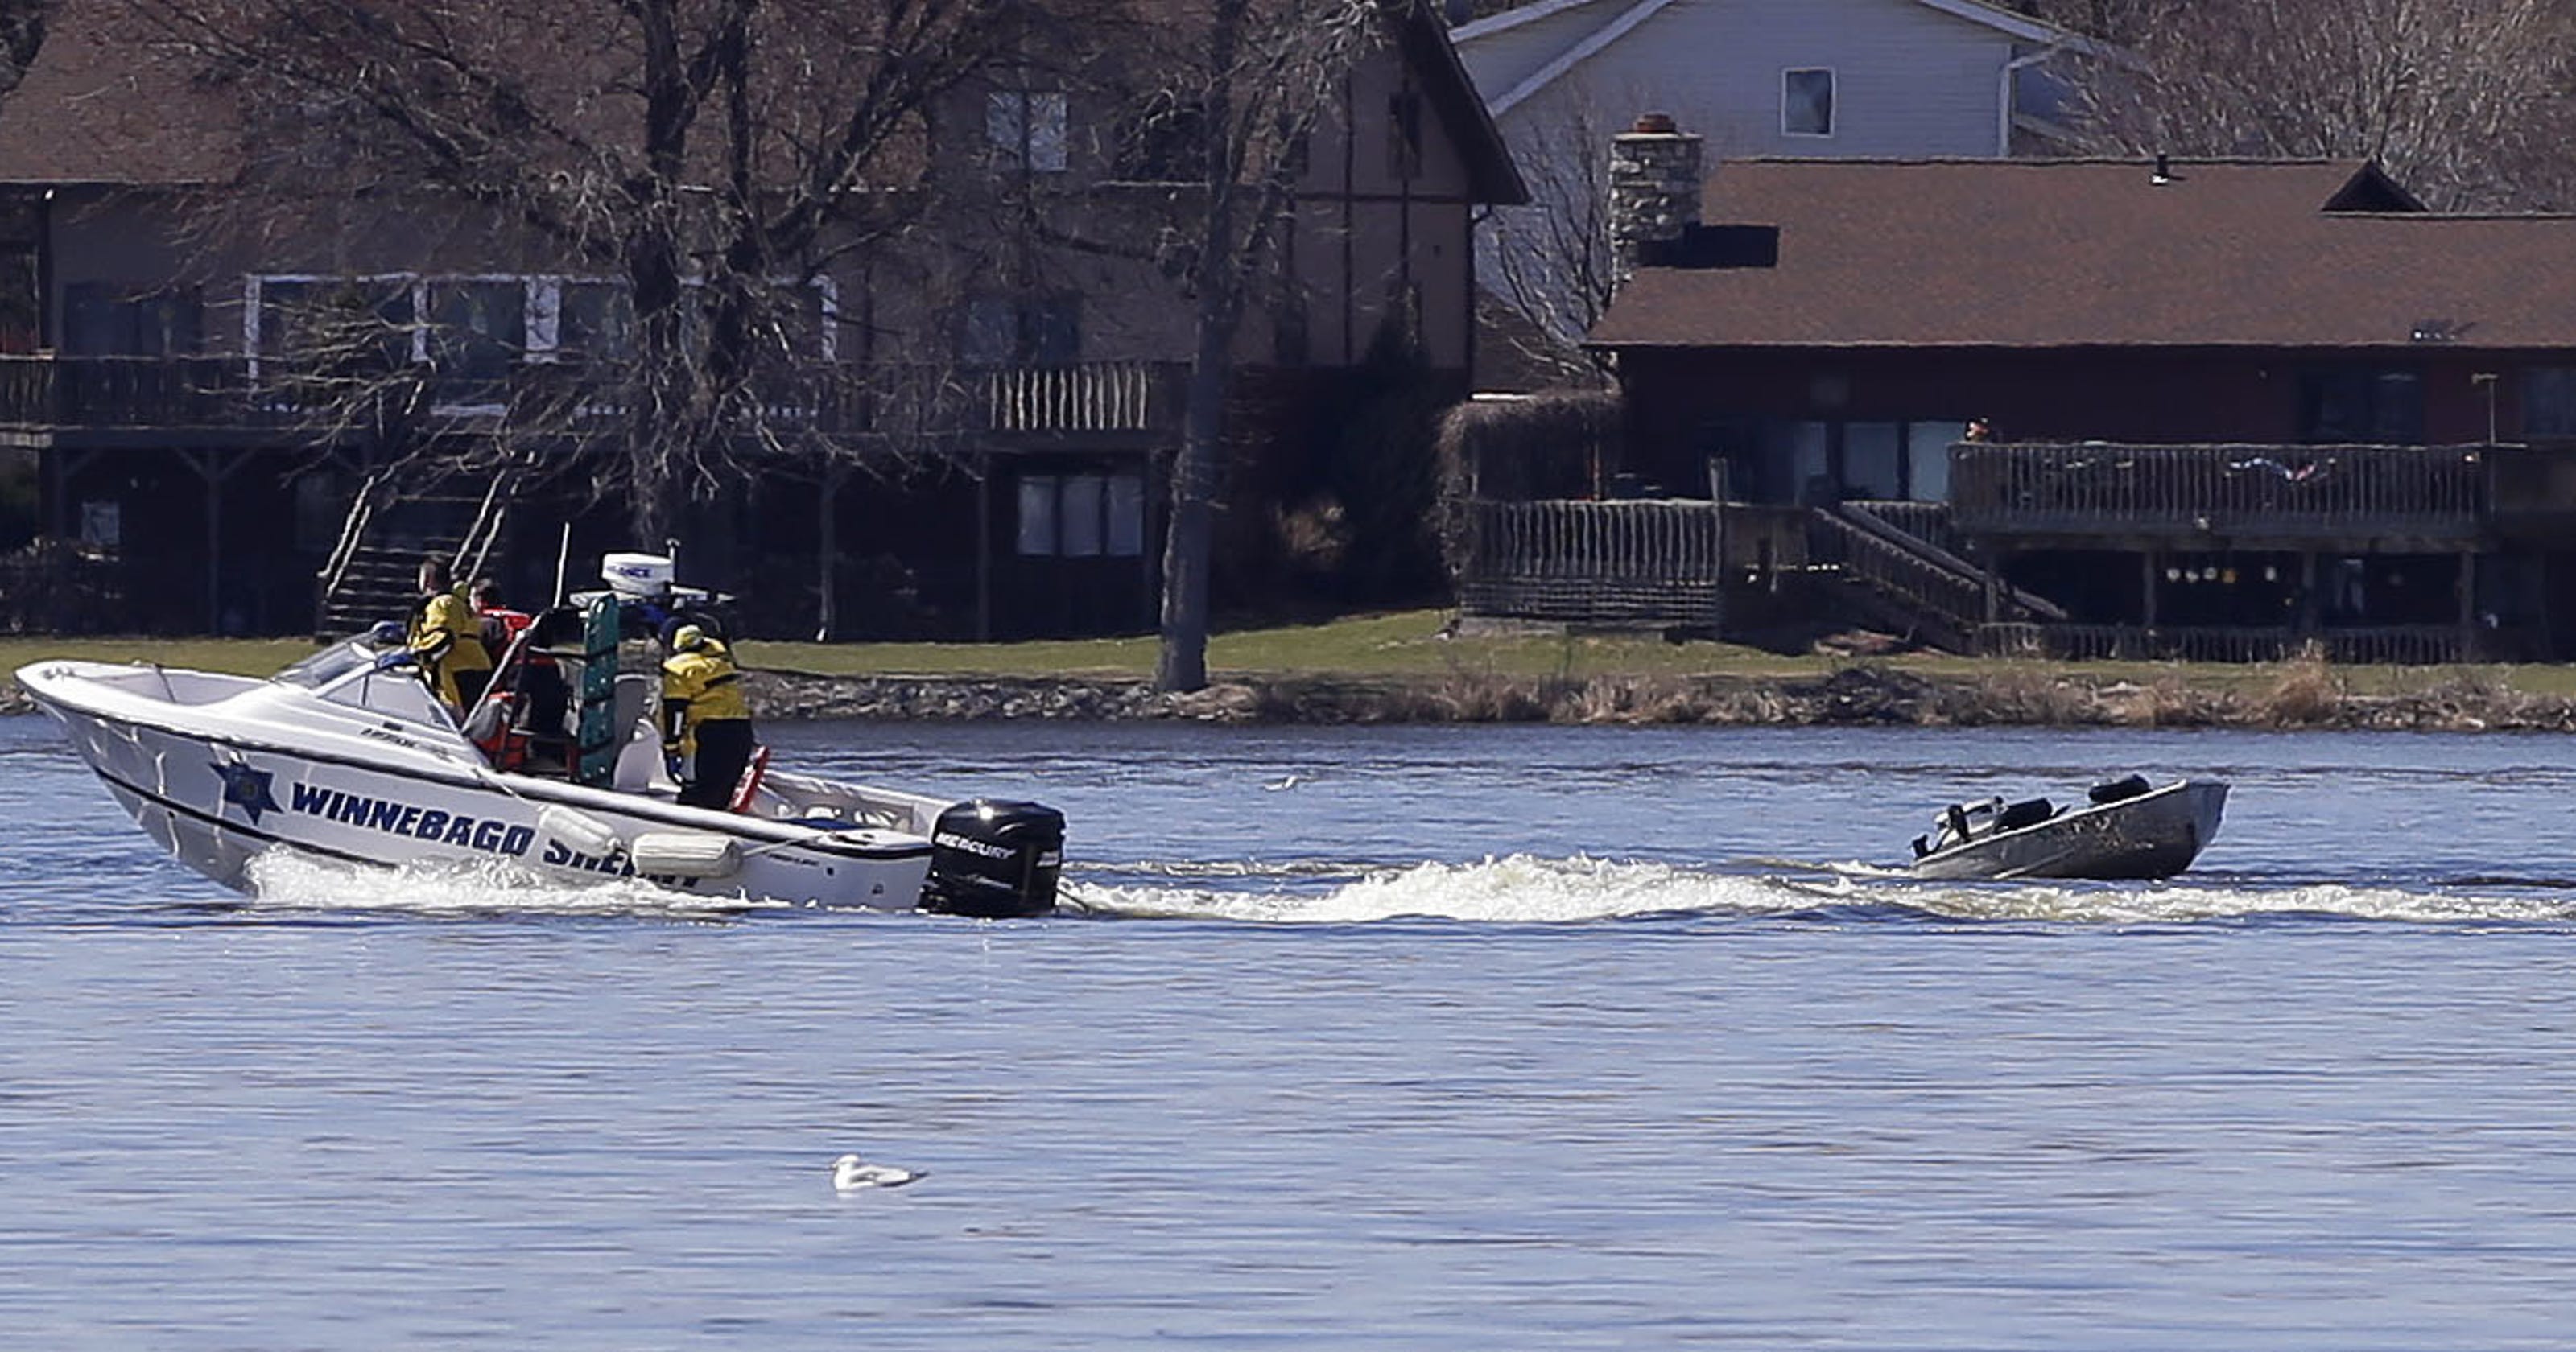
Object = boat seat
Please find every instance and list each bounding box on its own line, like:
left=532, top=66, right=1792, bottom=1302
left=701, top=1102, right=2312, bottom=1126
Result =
left=1996, top=798, right=2055, bottom=831
left=610, top=672, right=677, bottom=793
left=2088, top=774, right=2153, bottom=806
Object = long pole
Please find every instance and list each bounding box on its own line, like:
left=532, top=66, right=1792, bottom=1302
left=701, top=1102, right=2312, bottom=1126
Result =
left=552, top=521, right=573, bottom=607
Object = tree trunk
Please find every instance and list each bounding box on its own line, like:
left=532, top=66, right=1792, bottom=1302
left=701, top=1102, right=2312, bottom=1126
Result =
left=1155, top=295, right=1241, bottom=692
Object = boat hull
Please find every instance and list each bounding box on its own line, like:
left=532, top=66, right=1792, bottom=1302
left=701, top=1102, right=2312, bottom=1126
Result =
left=1911, top=781, right=2228, bottom=882
left=27, top=676, right=935, bottom=909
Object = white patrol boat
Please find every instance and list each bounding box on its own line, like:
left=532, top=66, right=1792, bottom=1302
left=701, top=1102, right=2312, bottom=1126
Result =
left=16, top=554, right=1064, bottom=917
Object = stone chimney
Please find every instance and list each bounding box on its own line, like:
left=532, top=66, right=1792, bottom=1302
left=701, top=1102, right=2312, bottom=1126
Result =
left=1608, top=112, right=1703, bottom=291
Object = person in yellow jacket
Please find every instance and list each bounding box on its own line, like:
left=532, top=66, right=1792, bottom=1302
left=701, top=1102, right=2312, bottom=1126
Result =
left=406, top=555, right=492, bottom=715
left=660, top=623, right=755, bottom=810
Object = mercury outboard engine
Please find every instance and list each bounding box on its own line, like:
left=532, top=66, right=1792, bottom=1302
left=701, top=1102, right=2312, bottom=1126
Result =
left=921, top=799, right=1065, bottom=917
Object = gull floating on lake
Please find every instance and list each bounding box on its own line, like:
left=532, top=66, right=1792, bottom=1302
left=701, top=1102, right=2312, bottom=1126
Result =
left=832, top=1153, right=922, bottom=1191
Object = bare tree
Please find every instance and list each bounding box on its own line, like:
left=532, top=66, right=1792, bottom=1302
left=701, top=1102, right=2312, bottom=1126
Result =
left=2043, top=0, right=2576, bottom=211
left=0, top=0, right=50, bottom=101
left=1126, top=0, right=1382, bottom=692
left=121, top=0, right=1063, bottom=538
left=1475, top=84, right=1624, bottom=390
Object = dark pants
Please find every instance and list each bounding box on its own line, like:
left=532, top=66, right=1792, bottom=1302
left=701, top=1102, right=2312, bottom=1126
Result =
left=681, top=719, right=755, bottom=810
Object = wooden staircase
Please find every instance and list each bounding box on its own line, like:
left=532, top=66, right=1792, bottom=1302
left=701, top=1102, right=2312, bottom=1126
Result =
left=313, top=469, right=516, bottom=640
left=1808, top=501, right=2064, bottom=653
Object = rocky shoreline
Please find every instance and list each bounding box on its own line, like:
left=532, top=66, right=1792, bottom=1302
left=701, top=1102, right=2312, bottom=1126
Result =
left=737, top=664, right=2576, bottom=732
left=9, top=663, right=2570, bottom=732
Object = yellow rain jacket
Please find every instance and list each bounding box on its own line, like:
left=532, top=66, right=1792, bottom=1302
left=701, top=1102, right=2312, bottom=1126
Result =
left=408, top=586, right=492, bottom=709
left=660, top=637, right=748, bottom=756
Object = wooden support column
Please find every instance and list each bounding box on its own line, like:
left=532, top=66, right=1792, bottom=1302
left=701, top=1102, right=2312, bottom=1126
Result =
left=1142, top=447, right=1165, bottom=631
left=180, top=447, right=249, bottom=633
left=815, top=463, right=844, bottom=642
left=2458, top=550, right=2478, bottom=659
left=43, top=444, right=65, bottom=541
left=2140, top=550, right=2159, bottom=629
left=973, top=451, right=993, bottom=642
left=2297, top=551, right=2319, bottom=637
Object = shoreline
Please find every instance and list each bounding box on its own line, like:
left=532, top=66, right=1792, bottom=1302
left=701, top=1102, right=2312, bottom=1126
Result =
left=736, top=664, right=2576, bottom=732
left=9, top=661, right=2570, bottom=733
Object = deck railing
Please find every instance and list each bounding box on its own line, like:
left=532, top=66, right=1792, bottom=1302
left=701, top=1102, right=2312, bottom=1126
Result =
left=0, top=354, right=1185, bottom=439
left=1977, top=622, right=2466, bottom=665
left=1951, top=442, right=2491, bottom=538
left=1458, top=498, right=1722, bottom=627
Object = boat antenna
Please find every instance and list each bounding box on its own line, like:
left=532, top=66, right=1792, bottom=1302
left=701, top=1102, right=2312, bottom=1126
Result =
left=551, top=522, right=573, bottom=608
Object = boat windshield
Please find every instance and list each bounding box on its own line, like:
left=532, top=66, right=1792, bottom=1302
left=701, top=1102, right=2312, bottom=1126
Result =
left=275, top=641, right=378, bottom=690
left=270, top=639, right=465, bottom=734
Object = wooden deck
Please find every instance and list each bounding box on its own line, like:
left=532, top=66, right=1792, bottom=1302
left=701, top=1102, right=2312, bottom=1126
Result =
left=1456, top=498, right=1723, bottom=628
left=1950, top=442, right=2504, bottom=545
left=0, top=355, right=1186, bottom=444
left=1978, top=622, right=2469, bottom=665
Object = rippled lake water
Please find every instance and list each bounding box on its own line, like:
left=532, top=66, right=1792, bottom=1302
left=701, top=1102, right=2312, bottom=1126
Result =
left=6, top=715, right=2575, bottom=1349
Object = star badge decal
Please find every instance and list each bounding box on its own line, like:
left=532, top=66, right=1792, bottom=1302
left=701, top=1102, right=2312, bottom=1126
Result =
left=210, top=760, right=280, bottom=826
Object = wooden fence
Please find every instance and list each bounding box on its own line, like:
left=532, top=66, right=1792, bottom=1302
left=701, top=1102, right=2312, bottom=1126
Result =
left=1458, top=498, right=1721, bottom=627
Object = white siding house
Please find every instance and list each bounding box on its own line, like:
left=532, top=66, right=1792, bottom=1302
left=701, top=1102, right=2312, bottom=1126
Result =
left=1459, top=0, right=2103, bottom=388
left=1454, top=0, right=2094, bottom=160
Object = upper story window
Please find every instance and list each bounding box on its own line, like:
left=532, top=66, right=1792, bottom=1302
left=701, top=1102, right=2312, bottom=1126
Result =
left=1114, top=92, right=1207, bottom=182
left=552, top=280, right=634, bottom=362
left=62, top=282, right=202, bottom=357
left=963, top=294, right=1080, bottom=367
left=2523, top=369, right=2576, bottom=439
left=989, top=90, right=1069, bottom=173
left=252, top=276, right=414, bottom=371
left=2299, top=368, right=2424, bottom=444
left=1783, top=68, right=1835, bottom=138
left=428, top=279, right=526, bottom=383
left=1387, top=88, right=1424, bottom=179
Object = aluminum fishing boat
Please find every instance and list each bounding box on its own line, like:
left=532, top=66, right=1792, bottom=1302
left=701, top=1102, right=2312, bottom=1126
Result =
left=1909, top=775, right=2227, bottom=881
left=17, top=569, right=1063, bottom=917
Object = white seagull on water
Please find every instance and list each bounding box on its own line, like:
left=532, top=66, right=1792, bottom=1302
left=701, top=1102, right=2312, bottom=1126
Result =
left=832, top=1153, right=922, bottom=1191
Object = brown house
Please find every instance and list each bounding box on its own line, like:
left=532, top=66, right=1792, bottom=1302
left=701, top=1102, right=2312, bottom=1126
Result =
left=0, top=0, right=1523, bottom=639
left=1581, top=143, right=2576, bottom=661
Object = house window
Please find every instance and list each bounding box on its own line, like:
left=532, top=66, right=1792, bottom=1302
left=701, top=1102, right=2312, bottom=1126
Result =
left=0, top=244, right=35, bottom=353
left=963, top=295, right=1080, bottom=366
left=1783, top=68, right=1835, bottom=137
left=988, top=90, right=1069, bottom=173
left=2522, top=369, right=2576, bottom=438
left=63, top=282, right=202, bottom=356
left=430, top=279, right=526, bottom=383
left=1017, top=470, right=1147, bottom=558
left=1775, top=417, right=1969, bottom=503
left=2300, top=368, right=2423, bottom=443
left=79, top=499, right=120, bottom=550
left=1844, top=422, right=1903, bottom=500
left=1791, top=420, right=1831, bottom=502
left=1906, top=420, right=1967, bottom=501
left=1388, top=88, right=1424, bottom=179
left=252, top=276, right=415, bottom=373
left=1116, top=93, right=1206, bottom=182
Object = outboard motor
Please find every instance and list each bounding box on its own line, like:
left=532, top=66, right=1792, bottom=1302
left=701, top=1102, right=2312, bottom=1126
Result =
left=922, top=799, right=1065, bottom=918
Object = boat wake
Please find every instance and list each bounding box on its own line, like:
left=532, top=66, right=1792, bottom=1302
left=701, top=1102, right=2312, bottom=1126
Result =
left=1063, top=854, right=2576, bottom=926
left=240, top=851, right=786, bottom=921
left=221, top=850, right=2576, bottom=929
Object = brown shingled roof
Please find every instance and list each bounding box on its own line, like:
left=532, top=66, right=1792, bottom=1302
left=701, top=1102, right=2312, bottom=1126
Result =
left=0, top=2, right=241, bottom=186
left=1590, top=158, right=2576, bottom=352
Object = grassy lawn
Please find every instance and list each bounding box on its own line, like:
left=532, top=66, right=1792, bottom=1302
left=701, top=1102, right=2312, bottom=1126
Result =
left=6, top=611, right=2571, bottom=698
